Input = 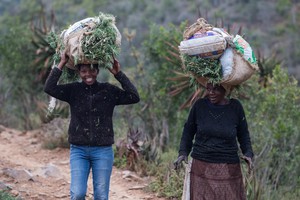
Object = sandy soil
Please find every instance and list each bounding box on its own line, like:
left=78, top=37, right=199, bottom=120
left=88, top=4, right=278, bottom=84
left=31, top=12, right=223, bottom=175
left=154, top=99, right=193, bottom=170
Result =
left=0, top=125, right=166, bottom=200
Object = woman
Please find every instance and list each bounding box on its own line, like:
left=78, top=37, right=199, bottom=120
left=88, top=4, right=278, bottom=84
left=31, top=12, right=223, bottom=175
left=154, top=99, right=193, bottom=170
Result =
left=44, top=52, right=140, bottom=200
left=174, top=83, right=253, bottom=200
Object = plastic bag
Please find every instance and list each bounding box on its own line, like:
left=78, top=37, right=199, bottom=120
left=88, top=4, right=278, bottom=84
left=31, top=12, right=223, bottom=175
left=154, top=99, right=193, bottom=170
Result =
left=233, top=35, right=257, bottom=64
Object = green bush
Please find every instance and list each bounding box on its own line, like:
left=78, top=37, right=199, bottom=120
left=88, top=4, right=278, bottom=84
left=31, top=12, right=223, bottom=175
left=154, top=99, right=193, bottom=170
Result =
left=242, top=66, right=300, bottom=200
left=146, top=149, right=185, bottom=198
left=0, top=190, right=16, bottom=200
left=41, top=118, right=70, bottom=150
left=113, top=145, right=127, bottom=169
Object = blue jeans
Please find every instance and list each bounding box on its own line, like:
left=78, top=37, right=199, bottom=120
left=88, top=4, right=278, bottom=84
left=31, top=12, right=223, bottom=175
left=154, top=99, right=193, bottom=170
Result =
left=70, top=144, right=114, bottom=200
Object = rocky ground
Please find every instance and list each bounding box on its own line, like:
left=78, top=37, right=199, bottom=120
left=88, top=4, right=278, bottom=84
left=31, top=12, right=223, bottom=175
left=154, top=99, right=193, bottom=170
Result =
left=0, top=125, right=166, bottom=200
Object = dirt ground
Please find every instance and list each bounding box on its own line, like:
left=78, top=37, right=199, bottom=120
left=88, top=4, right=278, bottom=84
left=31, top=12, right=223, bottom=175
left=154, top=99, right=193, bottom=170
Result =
left=0, top=125, right=166, bottom=200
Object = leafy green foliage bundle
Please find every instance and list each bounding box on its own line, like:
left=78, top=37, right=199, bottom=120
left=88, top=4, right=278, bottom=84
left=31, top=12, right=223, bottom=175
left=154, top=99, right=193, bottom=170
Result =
left=182, top=54, right=222, bottom=84
left=47, top=12, right=120, bottom=69
left=46, top=31, right=63, bottom=63
left=81, top=12, right=120, bottom=69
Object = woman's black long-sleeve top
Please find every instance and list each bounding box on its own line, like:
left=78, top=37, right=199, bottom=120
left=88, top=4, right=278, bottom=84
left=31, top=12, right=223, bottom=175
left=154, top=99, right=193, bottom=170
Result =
left=178, top=98, right=254, bottom=163
left=44, top=67, right=140, bottom=146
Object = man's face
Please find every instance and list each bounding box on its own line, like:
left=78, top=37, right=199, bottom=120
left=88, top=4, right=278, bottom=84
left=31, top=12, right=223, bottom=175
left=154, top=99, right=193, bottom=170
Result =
left=79, top=65, right=99, bottom=85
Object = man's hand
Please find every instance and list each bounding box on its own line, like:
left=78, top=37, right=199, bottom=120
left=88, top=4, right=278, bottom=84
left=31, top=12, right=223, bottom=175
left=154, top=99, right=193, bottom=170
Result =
left=173, top=155, right=188, bottom=170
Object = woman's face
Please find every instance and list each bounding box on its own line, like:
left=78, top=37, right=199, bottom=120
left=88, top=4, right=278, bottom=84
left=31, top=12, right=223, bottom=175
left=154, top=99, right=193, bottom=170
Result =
left=79, top=65, right=99, bottom=85
left=206, top=83, right=226, bottom=105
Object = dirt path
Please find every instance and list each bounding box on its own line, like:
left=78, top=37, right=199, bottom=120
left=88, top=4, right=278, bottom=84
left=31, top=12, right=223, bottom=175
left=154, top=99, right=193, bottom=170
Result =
left=0, top=125, right=166, bottom=200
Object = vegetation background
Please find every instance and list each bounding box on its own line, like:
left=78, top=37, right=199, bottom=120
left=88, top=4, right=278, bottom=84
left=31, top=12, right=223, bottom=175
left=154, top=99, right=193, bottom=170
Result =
left=0, top=0, right=299, bottom=199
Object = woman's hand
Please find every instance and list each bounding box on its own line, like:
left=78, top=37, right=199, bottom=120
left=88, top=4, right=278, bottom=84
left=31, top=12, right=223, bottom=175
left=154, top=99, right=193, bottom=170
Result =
left=109, top=56, right=121, bottom=75
left=241, top=155, right=254, bottom=174
left=173, top=155, right=188, bottom=170
left=57, top=50, right=69, bottom=70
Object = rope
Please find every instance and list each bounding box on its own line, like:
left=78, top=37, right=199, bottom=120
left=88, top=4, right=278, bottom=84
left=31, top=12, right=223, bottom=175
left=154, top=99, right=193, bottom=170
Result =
left=183, top=18, right=214, bottom=40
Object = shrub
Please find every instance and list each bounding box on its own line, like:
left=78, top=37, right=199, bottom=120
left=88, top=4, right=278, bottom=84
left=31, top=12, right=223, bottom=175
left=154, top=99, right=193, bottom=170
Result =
left=242, top=66, right=300, bottom=200
left=41, top=118, right=70, bottom=149
left=0, top=190, right=16, bottom=200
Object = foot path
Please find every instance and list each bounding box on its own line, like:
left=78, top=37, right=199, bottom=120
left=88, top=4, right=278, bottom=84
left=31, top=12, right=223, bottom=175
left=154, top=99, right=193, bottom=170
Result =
left=0, top=125, right=166, bottom=200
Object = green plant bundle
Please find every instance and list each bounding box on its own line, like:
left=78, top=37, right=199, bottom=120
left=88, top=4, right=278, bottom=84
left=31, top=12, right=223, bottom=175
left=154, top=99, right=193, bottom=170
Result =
left=182, top=54, right=223, bottom=84
left=46, top=12, right=120, bottom=70
left=81, top=12, right=120, bottom=69
left=46, top=31, right=64, bottom=63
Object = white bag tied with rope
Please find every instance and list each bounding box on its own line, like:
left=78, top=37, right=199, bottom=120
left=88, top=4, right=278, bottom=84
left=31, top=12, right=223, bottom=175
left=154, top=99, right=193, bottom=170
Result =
left=59, top=13, right=122, bottom=70
left=179, top=19, right=229, bottom=59
left=178, top=30, right=227, bottom=59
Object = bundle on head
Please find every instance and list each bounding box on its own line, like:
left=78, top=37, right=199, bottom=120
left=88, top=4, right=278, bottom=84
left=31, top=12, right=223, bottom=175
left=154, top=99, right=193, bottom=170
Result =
left=48, top=12, right=122, bottom=70
left=179, top=18, right=228, bottom=85
left=178, top=18, right=259, bottom=91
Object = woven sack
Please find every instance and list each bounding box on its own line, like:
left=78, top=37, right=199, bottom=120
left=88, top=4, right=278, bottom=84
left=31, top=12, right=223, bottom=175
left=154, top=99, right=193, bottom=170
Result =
left=179, top=30, right=227, bottom=59
left=60, top=17, right=121, bottom=70
left=220, top=47, right=258, bottom=85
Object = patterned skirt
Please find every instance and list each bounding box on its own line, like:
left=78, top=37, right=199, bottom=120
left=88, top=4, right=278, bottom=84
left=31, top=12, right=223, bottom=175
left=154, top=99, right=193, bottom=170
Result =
left=190, top=159, right=246, bottom=200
